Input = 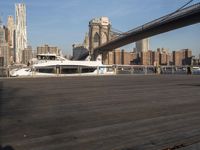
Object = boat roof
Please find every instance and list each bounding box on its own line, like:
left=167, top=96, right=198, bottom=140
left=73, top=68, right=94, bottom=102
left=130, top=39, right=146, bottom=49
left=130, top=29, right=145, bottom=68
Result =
left=37, top=54, right=57, bottom=56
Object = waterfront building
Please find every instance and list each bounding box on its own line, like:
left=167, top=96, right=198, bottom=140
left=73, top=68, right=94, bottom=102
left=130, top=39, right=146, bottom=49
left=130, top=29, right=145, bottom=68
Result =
left=121, top=50, right=135, bottom=65
left=158, top=48, right=170, bottom=65
left=141, top=50, right=153, bottom=65
left=139, top=48, right=171, bottom=66
left=173, top=49, right=192, bottom=66
left=130, top=52, right=140, bottom=65
left=0, top=43, right=9, bottom=67
left=100, top=49, right=120, bottom=65
left=32, top=50, right=37, bottom=58
left=72, top=44, right=88, bottom=60
left=173, top=51, right=182, bottom=66
left=72, top=33, right=89, bottom=60
left=102, top=49, right=135, bottom=65
left=0, top=18, right=10, bottom=66
left=15, top=3, right=27, bottom=63
left=152, top=50, right=160, bottom=66
left=113, top=49, right=121, bottom=65
left=22, top=46, right=32, bottom=65
left=37, top=44, right=60, bottom=55
left=107, top=51, right=115, bottom=65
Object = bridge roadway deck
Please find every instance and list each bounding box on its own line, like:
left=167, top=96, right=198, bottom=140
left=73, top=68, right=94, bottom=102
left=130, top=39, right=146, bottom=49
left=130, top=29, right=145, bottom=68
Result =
left=1, top=75, right=200, bottom=150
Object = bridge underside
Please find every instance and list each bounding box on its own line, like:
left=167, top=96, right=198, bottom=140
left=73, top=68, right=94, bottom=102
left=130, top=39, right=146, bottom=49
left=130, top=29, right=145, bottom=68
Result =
left=92, top=4, right=200, bottom=59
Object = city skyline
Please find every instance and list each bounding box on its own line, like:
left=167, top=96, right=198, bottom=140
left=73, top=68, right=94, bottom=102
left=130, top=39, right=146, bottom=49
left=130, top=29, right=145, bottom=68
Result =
left=0, top=0, right=200, bottom=56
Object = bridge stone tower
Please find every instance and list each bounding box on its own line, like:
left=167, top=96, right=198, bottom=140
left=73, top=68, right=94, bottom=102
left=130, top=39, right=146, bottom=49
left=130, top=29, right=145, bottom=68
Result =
left=89, top=17, right=111, bottom=60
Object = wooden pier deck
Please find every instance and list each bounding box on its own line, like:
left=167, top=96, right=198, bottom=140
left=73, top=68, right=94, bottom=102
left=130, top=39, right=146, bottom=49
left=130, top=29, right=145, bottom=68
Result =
left=0, top=75, right=200, bottom=150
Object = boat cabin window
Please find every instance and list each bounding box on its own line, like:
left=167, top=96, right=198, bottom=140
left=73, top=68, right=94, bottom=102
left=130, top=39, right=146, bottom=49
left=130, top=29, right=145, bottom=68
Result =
left=37, top=55, right=56, bottom=60
left=81, top=67, right=96, bottom=73
left=61, top=67, right=96, bottom=74
left=36, top=68, right=55, bottom=73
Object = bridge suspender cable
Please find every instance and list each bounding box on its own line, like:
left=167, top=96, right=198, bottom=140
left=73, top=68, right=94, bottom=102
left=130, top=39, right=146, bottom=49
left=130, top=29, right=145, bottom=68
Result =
left=160, top=0, right=194, bottom=22
left=111, top=0, right=195, bottom=36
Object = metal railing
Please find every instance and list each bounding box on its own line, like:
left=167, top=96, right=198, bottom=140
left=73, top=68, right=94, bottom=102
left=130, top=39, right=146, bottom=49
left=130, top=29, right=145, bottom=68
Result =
left=0, top=67, right=10, bottom=77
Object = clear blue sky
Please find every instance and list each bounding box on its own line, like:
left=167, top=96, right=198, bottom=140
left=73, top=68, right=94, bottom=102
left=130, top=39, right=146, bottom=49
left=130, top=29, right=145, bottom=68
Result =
left=1, top=0, right=200, bottom=56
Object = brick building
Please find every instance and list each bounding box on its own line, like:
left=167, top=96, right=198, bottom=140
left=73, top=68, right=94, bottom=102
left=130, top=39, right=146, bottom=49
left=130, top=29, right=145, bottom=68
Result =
left=37, top=44, right=60, bottom=56
left=173, top=49, right=192, bottom=66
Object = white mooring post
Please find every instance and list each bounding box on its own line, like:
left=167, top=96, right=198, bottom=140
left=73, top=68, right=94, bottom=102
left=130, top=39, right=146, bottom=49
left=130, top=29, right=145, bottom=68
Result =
left=172, top=66, right=174, bottom=74
left=145, top=66, right=147, bottom=75
left=131, top=66, right=134, bottom=75
left=56, top=66, right=59, bottom=77
left=97, top=66, right=99, bottom=75
left=115, top=65, right=118, bottom=75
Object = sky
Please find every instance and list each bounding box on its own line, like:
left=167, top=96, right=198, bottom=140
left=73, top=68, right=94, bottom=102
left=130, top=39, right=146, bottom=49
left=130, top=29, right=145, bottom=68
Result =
left=0, top=0, right=200, bottom=56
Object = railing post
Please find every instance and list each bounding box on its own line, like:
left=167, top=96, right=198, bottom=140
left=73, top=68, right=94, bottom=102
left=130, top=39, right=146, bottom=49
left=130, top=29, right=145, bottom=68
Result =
left=77, top=66, right=82, bottom=76
left=115, top=65, right=118, bottom=75
left=56, top=66, right=59, bottom=77
left=7, top=66, right=10, bottom=78
left=131, top=66, right=134, bottom=75
left=32, top=67, right=33, bottom=77
left=172, top=66, right=175, bottom=74
left=145, top=66, right=147, bottom=75
left=97, top=66, right=99, bottom=75
left=32, top=67, right=36, bottom=77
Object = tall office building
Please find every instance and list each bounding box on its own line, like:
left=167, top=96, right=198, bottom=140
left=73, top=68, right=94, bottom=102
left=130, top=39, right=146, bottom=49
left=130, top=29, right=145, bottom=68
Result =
left=7, top=16, right=15, bottom=64
left=135, top=38, right=150, bottom=52
left=7, top=16, right=15, bottom=49
left=15, top=3, right=27, bottom=63
left=0, top=17, right=9, bottom=66
left=0, top=17, right=5, bottom=43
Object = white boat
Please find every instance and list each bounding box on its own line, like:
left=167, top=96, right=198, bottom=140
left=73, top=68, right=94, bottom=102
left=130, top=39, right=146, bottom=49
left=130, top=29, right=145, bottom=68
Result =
left=192, top=66, right=200, bottom=75
left=192, top=66, right=200, bottom=70
left=10, top=54, right=114, bottom=77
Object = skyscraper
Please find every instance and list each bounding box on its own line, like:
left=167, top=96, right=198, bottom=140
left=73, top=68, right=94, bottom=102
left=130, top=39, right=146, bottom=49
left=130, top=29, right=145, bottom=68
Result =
left=15, top=3, right=27, bottom=63
left=7, top=16, right=15, bottom=49
left=0, top=17, right=9, bottom=66
left=0, top=17, right=5, bottom=43
left=7, top=16, right=15, bottom=64
left=135, top=38, right=150, bottom=53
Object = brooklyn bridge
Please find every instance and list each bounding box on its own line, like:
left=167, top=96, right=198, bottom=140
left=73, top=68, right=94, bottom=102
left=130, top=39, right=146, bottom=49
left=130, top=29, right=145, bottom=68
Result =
left=76, top=3, right=200, bottom=61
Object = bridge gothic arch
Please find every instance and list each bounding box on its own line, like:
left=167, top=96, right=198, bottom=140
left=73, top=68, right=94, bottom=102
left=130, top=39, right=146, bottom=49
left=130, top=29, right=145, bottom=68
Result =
left=93, top=32, right=100, bottom=48
left=89, top=17, right=111, bottom=59
left=101, top=32, right=108, bottom=44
